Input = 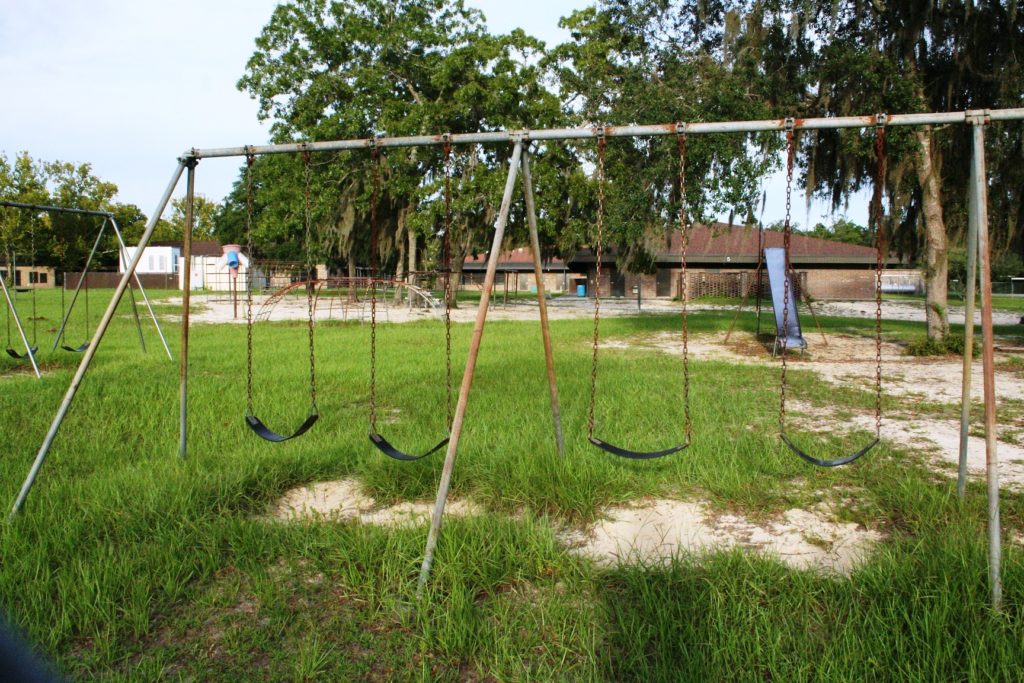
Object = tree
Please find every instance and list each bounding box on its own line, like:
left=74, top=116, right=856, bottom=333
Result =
left=168, top=195, right=220, bottom=241
left=232, top=0, right=566, bottom=303
left=0, top=152, right=49, bottom=282
left=791, top=1, right=1024, bottom=340
left=45, top=160, right=119, bottom=271
left=800, top=218, right=873, bottom=247
left=549, top=1, right=784, bottom=274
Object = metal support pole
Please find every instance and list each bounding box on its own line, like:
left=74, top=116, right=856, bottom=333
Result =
left=10, top=161, right=186, bottom=517
left=970, top=119, right=1001, bottom=610
left=179, top=160, right=197, bottom=460
left=127, top=278, right=147, bottom=353
left=109, top=217, right=173, bottom=359
left=957, top=141, right=981, bottom=499
left=521, top=147, right=565, bottom=458
left=51, top=219, right=108, bottom=351
left=0, top=276, right=41, bottom=378
left=417, top=142, right=523, bottom=593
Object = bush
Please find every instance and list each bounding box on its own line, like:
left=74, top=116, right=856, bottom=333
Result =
left=904, top=333, right=980, bottom=357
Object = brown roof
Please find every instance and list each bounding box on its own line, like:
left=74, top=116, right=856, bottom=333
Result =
left=151, top=240, right=224, bottom=257
left=463, top=247, right=569, bottom=271
left=572, top=222, right=881, bottom=265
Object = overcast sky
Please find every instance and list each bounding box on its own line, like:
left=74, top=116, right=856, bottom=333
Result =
left=0, top=0, right=865, bottom=227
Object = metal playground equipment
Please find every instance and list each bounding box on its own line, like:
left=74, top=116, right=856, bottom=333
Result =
left=7, top=108, right=1020, bottom=611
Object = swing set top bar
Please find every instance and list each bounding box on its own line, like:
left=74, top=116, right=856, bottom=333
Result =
left=184, top=107, right=1024, bottom=160
left=0, top=200, right=115, bottom=218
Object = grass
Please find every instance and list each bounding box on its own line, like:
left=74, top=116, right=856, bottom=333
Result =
left=1, top=288, right=1022, bottom=680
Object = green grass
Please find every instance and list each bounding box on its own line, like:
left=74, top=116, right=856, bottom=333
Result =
left=1, top=289, right=1022, bottom=680
left=886, top=291, right=1024, bottom=313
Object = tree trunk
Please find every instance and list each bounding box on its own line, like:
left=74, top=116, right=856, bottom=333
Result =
left=393, top=217, right=406, bottom=304
left=914, top=125, right=949, bottom=341
left=347, top=258, right=357, bottom=302
left=407, top=228, right=418, bottom=291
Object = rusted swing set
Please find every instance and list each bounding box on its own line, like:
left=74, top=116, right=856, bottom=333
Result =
left=8, top=108, right=1017, bottom=611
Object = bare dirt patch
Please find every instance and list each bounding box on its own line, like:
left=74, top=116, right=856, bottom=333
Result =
left=273, top=478, right=483, bottom=525
left=561, top=498, right=881, bottom=576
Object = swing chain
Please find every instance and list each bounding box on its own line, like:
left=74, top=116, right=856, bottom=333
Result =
left=779, top=126, right=796, bottom=431
left=244, top=149, right=256, bottom=416
left=588, top=129, right=606, bottom=440
left=677, top=131, right=692, bottom=445
left=369, top=145, right=380, bottom=433
left=873, top=118, right=887, bottom=438
left=443, top=138, right=454, bottom=427
left=303, top=148, right=318, bottom=414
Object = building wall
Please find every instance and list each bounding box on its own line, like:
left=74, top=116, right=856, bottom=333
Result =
left=580, top=265, right=874, bottom=300
left=0, top=266, right=56, bottom=289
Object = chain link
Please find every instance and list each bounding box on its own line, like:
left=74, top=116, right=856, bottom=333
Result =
left=303, top=148, right=318, bottom=414
left=245, top=150, right=256, bottom=416
left=873, top=122, right=887, bottom=438
left=780, top=128, right=795, bottom=432
left=443, top=139, right=454, bottom=427
left=368, top=146, right=380, bottom=434
left=588, top=131, right=606, bottom=440
left=677, top=132, right=692, bottom=445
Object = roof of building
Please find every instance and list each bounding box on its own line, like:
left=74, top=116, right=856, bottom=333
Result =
left=571, top=223, right=884, bottom=266
left=463, top=246, right=569, bottom=271
left=150, top=240, right=225, bottom=257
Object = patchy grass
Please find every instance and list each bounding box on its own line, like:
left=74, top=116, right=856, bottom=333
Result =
left=1, top=289, right=1022, bottom=680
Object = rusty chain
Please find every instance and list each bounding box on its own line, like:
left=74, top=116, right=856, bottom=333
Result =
left=873, top=119, right=887, bottom=438
left=677, top=132, right=692, bottom=445
left=302, top=148, right=318, bottom=414
left=587, top=129, right=606, bottom=440
left=443, top=138, right=453, bottom=427
left=780, top=126, right=795, bottom=432
left=244, top=149, right=256, bottom=416
left=369, top=146, right=380, bottom=434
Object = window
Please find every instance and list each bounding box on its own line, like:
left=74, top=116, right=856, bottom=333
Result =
left=39, top=272, right=47, bottom=284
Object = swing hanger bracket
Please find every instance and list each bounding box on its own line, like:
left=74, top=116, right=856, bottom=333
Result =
left=594, top=124, right=606, bottom=139
left=874, top=113, right=888, bottom=128
left=675, top=122, right=687, bottom=136
left=783, top=117, right=795, bottom=132
left=965, top=109, right=991, bottom=125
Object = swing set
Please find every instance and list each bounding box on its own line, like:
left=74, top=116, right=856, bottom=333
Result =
left=9, top=107, right=1015, bottom=611
left=0, top=200, right=172, bottom=378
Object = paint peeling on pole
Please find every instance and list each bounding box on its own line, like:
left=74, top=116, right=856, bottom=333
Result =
left=969, top=114, right=1002, bottom=611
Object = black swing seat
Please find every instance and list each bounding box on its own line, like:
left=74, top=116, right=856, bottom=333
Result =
left=589, top=436, right=688, bottom=460
left=370, top=431, right=449, bottom=462
left=6, top=346, right=38, bottom=359
left=61, top=342, right=90, bottom=353
left=780, top=432, right=878, bottom=468
left=246, top=413, right=319, bottom=443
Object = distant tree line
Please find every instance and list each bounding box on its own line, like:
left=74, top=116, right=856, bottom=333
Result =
left=0, top=151, right=220, bottom=281
left=6, top=1, right=1021, bottom=342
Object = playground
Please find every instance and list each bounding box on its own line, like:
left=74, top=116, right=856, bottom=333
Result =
left=1, top=275, right=1023, bottom=679
left=0, top=100, right=1020, bottom=681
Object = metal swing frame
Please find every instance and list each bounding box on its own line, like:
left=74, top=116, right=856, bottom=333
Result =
left=9, top=107, right=1018, bottom=613
left=0, top=200, right=171, bottom=360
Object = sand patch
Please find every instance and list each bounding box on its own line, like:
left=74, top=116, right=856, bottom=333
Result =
left=561, top=498, right=881, bottom=576
left=273, top=479, right=483, bottom=526
left=785, top=399, right=1024, bottom=491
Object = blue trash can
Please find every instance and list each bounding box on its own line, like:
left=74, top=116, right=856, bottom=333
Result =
left=576, top=284, right=586, bottom=297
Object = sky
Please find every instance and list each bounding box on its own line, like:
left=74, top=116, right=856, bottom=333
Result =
left=0, top=0, right=866, bottom=228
